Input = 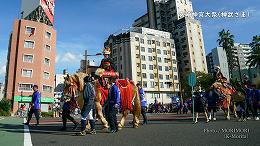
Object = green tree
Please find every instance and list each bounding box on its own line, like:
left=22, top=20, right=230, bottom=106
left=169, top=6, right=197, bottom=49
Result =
left=196, top=71, right=214, bottom=92
left=247, top=35, right=260, bottom=67
left=217, top=29, right=235, bottom=79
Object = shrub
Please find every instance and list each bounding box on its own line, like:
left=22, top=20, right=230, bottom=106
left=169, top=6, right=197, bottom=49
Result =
left=0, top=99, right=12, bottom=116
left=41, top=112, right=54, bottom=117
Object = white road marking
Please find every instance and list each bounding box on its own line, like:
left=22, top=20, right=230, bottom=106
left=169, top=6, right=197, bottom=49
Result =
left=24, top=118, right=33, bottom=146
left=0, top=117, right=5, bottom=120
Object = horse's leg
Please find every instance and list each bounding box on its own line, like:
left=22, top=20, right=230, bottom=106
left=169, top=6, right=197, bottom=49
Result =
left=118, top=110, right=128, bottom=130
left=132, top=105, right=141, bottom=128
left=226, top=98, right=231, bottom=120
left=233, top=103, right=238, bottom=118
left=204, top=111, right=209, bottom=122
left=95, top=101, right=109, bottom=128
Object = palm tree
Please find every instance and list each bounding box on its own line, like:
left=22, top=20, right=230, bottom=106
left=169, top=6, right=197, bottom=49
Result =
left=247, top=35, right=260, bottom=67
left=217, top=29, right=235, bottom=79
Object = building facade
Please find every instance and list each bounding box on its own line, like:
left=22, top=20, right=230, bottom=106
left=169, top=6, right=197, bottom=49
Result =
left=133, top=0, right=208, bottom=79
left=233, top=43, right=252, bottom=70
left=5, top=0, right=56, bottom=112
left=105, top=27, right=179, bottom=104
left=206, top=47, right=230, bottom=81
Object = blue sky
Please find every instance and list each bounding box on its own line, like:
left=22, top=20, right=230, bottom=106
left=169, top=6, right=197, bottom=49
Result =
left=0, top=0, right=259, bottom=83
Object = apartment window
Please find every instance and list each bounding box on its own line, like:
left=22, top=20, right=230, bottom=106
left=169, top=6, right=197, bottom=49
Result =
left=45, top=45, right=51, bottom=51
left=159, top=66, right=162, bottom=71
left=148, top=56, right=153, bottom=61
left=141, top=47, right=145, bottom=52
left=22, top=69, right=32, bottom=78
left=25, top=27, right=35, bottom=35
left=172, top=51, right=176, bottom=56
left=158, top=57, right=162, bottom=62
left=143, top=81, right=147, bottom=88
left=135, top=37, right=139, bottom=41
left=148, top=48, right=153, bottom=53
left=113, top=57, right=117, bottom=62
left=171, top=44, right=175, bottom=48
left=19, top=83, right=33, bottom=91
left=167, top=42, right=170, bottom=46
left=157, top=49, right=161, bottom=54
left=142, top=73, right=147, bottom=78
left=141, top=55, right=146, bottom=61
left=142, top=64, right=146, bottom=69
left=44, top=58, right=50, bottom=66
left=152, top=40, right=155, bottom=44
left=156, top=41, right=160, bottom=46
left=149, top=65, right=153, bottom=70
left=159, top=74, right=163, bottom=79
left=45, top=31, right=51, bottom=39
left=164, top=58, right=169, bottom=63
left=150, top=81, right=155, bottom=88
left=166, top=75, right=170, bottom=80
left=43, top=72, right=50, bottom=79
left=140, top=39, right=144, bottom=44
left=147, top=40, right=151, bottom=45
left=23, top=54, right=33, bottom=63
left=150, top=74, right=154, bottom=79
left=43, top=85, right=53, bottom=93
left=174, top=75, right=178, bottom=80
left=160, top=82, right=164, bottom=88
left=120, top=56, right=122, bottom=61
left=173, top=67, right=177, bottom=72
left=163, top=50, right=167, bottom=55
left=24, top=40, right=34, bottom=48
left=163, top=42, right=166, bottom=47
left=172, top=59, right=177, bottom=64
left=165, top=66, right=169, bottom=71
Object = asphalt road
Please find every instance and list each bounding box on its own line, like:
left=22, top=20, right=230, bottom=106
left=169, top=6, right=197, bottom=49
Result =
left=27, top=114, right=260, bottom=146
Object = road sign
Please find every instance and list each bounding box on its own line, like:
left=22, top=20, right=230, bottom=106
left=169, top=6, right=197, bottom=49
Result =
left=188, top=72, right=196, bottom=87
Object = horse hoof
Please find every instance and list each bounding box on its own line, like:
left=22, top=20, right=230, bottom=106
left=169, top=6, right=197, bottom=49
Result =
left=227, top=117, right=230, bottom=120
left=118, top=127, right=122, bottom=130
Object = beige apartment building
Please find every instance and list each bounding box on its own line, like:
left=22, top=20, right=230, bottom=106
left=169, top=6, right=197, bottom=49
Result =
left=105, top=27, right=179, bottom=104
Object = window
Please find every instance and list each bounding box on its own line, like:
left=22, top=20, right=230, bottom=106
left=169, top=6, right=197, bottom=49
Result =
left=148, top=48, right=152, bottom=53
left=165, top=66, right=169, bottom=71
left=157, top=49, right=161, bottom=54
left=150, top=74, right=154, bottom=79
left=156, top=41, right=160, bottom=46
left=44, top=58, right=50, bottom=66
left=158, top=57, right=162, bottom=62
left=149, top=65, right=153, bottom=70
left=142, top=73, right=147, bottom=78
left=172, top=51, right=176, bottom=56
left=19, top=83, right=33, bottom=91
left=45, top=45, right=51, bottom=51
left=167, top=42, right=170, bottom=46
left=152, top=40, right=155, bottom=44
left=25, top=27, right=35, bottom=35
left=120, top=56, right=122, bottom=60
left=147, top=40, right=151, bottom=45
left=163, top=50, right=167, bottom=55
left=43, top=72, right=50, bottom=79
left=22, top=69, right=32, bottom=78
left=171, top=44, right=175, bottom=48
left=164, top=58, right=169, bottom=63
left=163, top=42, right=166, bottom=47
left=159, top=66, right=162, bottom=71
left=159, top=74, right=163, bottom=79
left=24, top=40, right=34, bottom=48
left=43, top=85, right=53, bottom=93
left=141, top=47, right=145, bottom=52
left=143, top=81, right=147, bottom=88
left=174, top=75, right=178, bottom=80
left=150, top=81, right=155, bottom=88
left=148, top=56, right=153, bottom=61
left=172, top=59, right=177, bottom=64
left=142, top=64, right=146, bottom=69
left=45, top=31, right=51, bottom=39
left=173, top=67, right=177, bottom=72
left=160, top=82, right=164, bottom=88
left=23, top=55, right=33, bottom=63
left=140, top=39, right=144, bottom=44
left=141, top=55, right=146, bottom=61
left=166, top=75, right=170, bottom=80
left=135, top=37, right=139, bottom=41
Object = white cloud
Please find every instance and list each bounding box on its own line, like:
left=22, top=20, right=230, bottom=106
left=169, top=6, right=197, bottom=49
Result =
left=60, top=52, right=77, bottom=63
left=0, top=65, right=6, bottom=75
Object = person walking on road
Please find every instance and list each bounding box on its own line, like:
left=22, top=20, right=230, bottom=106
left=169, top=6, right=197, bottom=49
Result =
left=24, top=85, right=41, bottom=126
left=194, top=92, right=209, bottom=124
left=107, top=77, right=120, bottom=133
left=137, top=83, right=148, bottom=125
left=78, top=76, right=96, bottom=136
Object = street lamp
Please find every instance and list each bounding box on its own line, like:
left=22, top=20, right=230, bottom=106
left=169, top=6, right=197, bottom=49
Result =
left=83, top=50, right=102, bottom=73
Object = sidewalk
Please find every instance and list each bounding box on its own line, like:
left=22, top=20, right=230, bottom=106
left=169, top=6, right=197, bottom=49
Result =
left=0, top=117, right=24, bottom=146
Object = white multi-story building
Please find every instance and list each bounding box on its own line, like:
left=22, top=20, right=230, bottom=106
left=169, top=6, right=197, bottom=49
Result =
left=133, top=0, right=208, bottom=80
left=105, top=27, right=179, bottom=104
left=206, top=47, right=230, bottom=81
left=0, top=83, right=4, bottom=101
left=233, top=43, right=252, bottom=70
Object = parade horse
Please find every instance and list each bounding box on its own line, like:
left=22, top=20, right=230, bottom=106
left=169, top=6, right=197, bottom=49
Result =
left=63, top=73, right=141, bottom=130
left=211, top=82, right=233, bottom=120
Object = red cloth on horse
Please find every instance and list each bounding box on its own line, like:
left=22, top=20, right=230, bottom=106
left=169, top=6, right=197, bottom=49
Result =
left=99, top=87, right=108, bottom=106
left=102, top=71, right=119, bottom=78
left=116, top=79, right=133, bottom=111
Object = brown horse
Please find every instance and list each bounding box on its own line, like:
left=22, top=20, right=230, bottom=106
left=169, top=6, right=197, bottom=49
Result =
left=211, top=82, right=232, bottom=120
left=63, top=73, right=141, bottom=130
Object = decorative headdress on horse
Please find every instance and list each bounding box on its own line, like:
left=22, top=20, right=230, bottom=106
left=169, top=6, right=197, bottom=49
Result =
left=214, top=65, right=220, bottom=70
left=103, top=47, right=111, bottom=55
